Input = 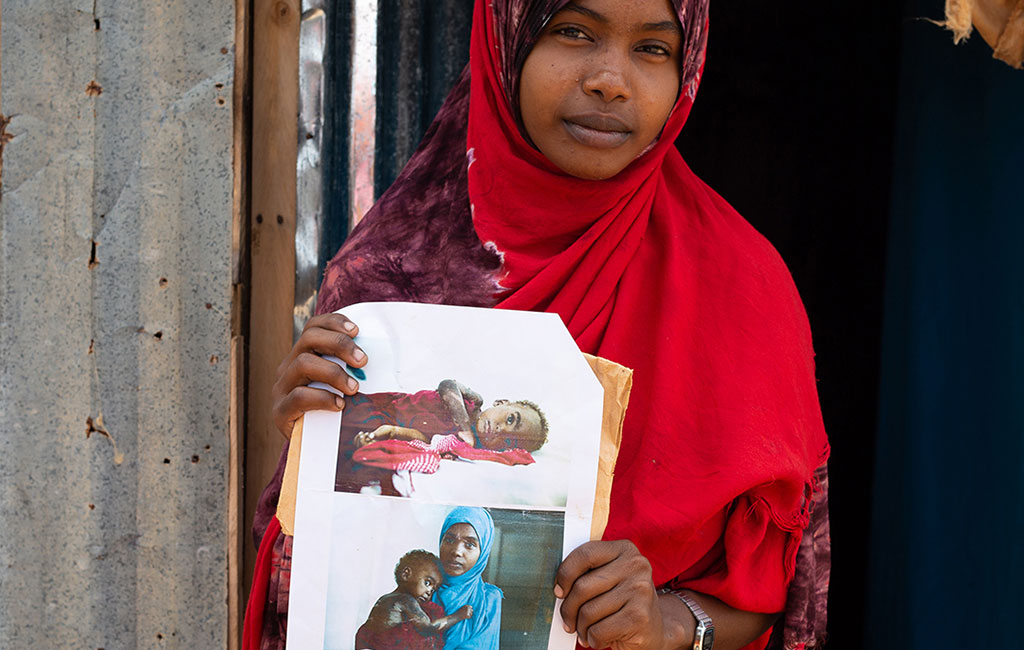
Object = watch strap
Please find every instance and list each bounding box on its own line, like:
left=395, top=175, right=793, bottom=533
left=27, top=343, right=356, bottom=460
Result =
left=659, top=588, right=714, bottom=650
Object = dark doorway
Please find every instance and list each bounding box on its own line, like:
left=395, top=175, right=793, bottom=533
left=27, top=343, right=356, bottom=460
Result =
left=677, top=6, right=902, bottom=648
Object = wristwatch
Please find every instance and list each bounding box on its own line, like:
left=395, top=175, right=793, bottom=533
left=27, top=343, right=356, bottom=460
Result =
left=660, top=588, right=715, bottom=650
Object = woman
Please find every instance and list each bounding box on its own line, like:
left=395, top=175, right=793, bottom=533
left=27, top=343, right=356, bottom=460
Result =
left=435, top=507, right=502, bottom=650
left=247, top=1, right=829, bottom=649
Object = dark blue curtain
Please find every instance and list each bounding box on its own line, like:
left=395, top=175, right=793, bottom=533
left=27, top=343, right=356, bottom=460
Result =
left=868, top=5, right=1024, bottom=648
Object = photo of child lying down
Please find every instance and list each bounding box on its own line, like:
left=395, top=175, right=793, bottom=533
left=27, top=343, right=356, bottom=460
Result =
left=334, top=379, right=561, bottom=504
left=352, top=379, right=548, bottom=452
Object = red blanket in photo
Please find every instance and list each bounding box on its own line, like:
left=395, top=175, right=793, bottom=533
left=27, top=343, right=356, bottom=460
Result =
left=354, top=600, right=447, bottom=650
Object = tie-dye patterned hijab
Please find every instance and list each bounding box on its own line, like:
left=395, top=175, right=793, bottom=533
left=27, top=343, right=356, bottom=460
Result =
left=275, top=1, right=829, bottom=649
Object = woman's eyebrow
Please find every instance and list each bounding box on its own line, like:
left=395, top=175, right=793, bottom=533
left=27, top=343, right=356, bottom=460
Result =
left=640, top=21, right=682, bottom=36
left=561, top=3, right=607, bottom=24
left=560, top=4, right=680, bottom=37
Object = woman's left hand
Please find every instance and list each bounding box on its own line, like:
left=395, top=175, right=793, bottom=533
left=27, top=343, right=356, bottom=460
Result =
left=554, top=540, right=665, bottom=650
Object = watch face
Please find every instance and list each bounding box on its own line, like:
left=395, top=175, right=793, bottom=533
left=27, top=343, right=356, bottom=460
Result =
left=702, top=627, right=715, bottom=649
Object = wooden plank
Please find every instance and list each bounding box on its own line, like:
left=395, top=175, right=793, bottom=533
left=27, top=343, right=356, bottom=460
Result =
left=229, top=0, right=253, bottom=645
left=246, top=0, right=299, bottom=610
left=228, top=335, right=246, bottom=649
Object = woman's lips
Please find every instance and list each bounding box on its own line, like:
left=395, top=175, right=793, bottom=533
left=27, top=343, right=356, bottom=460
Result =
left=563, top=113, right=632, bottom=149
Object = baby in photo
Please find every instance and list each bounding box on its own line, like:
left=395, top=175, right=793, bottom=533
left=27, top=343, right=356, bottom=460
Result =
left=354, top=550, right=473, bottom=650
left=349, top=379, right=549, bottom=452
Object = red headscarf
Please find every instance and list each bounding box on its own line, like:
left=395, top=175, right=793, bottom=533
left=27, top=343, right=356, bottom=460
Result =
left=469, top=0, right=829, bottom=614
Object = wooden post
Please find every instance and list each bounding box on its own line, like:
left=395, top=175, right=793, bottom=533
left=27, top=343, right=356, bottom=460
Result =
left=229, top=0, right=254, bottom=646
left=246, top=0, right=299, bottom=614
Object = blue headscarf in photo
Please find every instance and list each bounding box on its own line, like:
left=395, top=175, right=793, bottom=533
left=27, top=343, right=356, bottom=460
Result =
left=434, top=506, right=503, bottom=650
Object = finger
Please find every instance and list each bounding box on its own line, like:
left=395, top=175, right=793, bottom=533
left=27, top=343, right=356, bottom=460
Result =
left=573, top=585, right=629, bottom=647
left=555, top=541, right=626, bottom=601
left=280, top=352, right=361, bottom=397
left=276, top=314, right=363, bottom=380
left=298, top=326, right=368, bottom=368
left=558, top=561, right=623, bottom=634
left=273, top=385, right=345, bottom=438
left=303, top=312, right=360, bottom=338
left=582, top=605, right=654, bottom=650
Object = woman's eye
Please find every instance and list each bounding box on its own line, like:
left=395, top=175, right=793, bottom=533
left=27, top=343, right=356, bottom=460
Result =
left=555, top=26, right=590, bottom=41
left=506, top=415, right=515, bottom=425
left=637, top=44, right=671, bottom=57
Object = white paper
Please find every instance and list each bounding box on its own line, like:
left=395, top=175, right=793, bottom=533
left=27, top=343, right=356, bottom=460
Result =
left=288, top=303, right=604, bottom=650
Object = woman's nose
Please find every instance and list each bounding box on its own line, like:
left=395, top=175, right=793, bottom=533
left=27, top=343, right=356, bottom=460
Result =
left=583, top=70, right=630, bottom=102
left=582, top=52, right=631, bottom=102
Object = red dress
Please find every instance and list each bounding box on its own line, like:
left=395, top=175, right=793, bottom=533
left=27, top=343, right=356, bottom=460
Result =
left=354, top=600, right=447, bottom=650
left=335, top=390, right=478, bottom=494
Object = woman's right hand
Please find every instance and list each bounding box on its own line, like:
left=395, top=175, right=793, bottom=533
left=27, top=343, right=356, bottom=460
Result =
left=271, top=313, right=368, bottom=439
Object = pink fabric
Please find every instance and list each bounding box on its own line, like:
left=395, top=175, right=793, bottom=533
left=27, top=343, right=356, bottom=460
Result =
left=353, top=434, right=536, bottom=472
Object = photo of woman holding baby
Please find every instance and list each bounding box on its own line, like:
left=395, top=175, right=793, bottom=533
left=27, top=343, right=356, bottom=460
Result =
left=331, top=499, right=561, bottom=650
left=434, top=507, right=502, bottom=650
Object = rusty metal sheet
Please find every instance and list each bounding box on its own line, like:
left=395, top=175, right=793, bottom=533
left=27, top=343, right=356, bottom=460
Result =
left=0, top=1, right=234, bottom=647
left=374, top=0, right=473, bottom=194
left=295, top=0, right=471, bottom=321
left=295, top=2, right=328, bottom=338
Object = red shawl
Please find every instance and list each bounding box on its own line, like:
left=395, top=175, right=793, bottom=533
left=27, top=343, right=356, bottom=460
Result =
left=468, top=0, right=829, bottom=614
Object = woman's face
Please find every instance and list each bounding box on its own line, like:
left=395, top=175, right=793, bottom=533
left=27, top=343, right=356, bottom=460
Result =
left=439, top=522, right=481, bottom=577
left=519, top=0, right=683, bottom=180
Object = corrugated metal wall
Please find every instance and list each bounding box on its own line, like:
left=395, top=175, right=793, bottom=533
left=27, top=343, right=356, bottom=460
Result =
left=0, top=1, right=235, bottom=646
left=374, top=0, right=472, bottom=197
left=314, top=0, right=471, bottom=259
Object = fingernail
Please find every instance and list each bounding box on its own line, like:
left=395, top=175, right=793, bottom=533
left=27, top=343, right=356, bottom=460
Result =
left=347, top=377, right=358, bottom=392
left=343, top=321, right=356, bottom=332
left=553, top=585, right=564, bottom=599
left=335, top=396, right=345, bottom=410
left=562, top=623, right=571, bottom=634
left=352, top=348, right=366, bottom=363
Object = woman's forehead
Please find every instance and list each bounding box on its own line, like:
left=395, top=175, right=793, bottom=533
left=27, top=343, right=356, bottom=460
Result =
left=552, top=0, right=682, bottom=20
left=529, top=0, right=685, bottom=30
left=499, top=0, right=697, bottom=93
left=444, top=522, right=479, bottom=540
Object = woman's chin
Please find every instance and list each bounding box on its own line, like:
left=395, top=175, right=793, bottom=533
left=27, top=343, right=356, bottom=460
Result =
left=556, top=157, right=628, bottom=181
